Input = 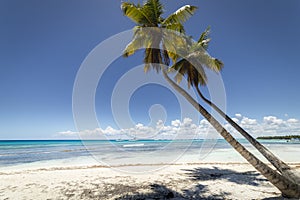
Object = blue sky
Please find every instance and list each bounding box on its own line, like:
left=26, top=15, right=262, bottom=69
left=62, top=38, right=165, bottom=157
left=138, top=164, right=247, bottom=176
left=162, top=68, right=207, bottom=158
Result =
left=0, top=0, right=300, bottom=139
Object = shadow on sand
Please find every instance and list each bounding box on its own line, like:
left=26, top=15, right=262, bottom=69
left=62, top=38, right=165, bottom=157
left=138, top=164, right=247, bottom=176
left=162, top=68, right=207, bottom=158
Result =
left=115, top=167, right=274, bottom=199
left=116, top=183, right=229, bottom=200
left=75, top=166, right=284, bottom=199
left=183, top=166, right=267, bottom=186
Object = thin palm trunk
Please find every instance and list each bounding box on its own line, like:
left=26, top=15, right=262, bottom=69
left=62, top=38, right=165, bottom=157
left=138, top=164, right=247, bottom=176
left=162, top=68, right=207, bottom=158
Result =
left=162, top=69, right=300, bottom=198
left=195, top=86, right=300, bottom=185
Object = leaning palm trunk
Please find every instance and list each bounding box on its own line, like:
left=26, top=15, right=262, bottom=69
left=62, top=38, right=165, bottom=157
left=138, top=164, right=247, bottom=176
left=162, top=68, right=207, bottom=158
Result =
left=162, top=69, right=300, bottom=198
left=195, top=86, right=300, bottom=185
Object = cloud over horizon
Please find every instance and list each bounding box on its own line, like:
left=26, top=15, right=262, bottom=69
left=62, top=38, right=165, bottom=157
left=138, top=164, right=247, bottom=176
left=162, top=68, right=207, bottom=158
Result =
left=56, top=114, right=300, bottom=140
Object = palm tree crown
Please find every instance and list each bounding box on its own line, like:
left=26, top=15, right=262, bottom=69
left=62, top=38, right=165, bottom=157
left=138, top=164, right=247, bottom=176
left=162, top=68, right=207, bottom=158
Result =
left=121, top=0, right=197, bottom=72
left=170, top=27, right=223, bottom=88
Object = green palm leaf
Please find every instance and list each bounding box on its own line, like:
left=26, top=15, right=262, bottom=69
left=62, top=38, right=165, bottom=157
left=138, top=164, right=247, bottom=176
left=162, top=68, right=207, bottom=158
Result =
left=121, top=2, right=152, bottom=25
left=142, top=0, right=164, bottom=25
left=171, top=59, right=207, bottom=87
left=162, top=31, right=186, bottom=62
left=123, top=27, right=152, bottom=57
left=162, top=5, right=198, bottom=32
left=188, top=51, right=223, bottom=72
left=197, top=26, right=211, bottom=50
left=122, top=1, right=199, bottom=74
left=144, top=48, right=163, bottom=73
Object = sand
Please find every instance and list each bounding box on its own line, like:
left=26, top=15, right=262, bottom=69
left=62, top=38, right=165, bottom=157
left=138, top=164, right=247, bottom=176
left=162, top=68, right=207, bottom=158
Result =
left=1, top=162, right=299, bottom=200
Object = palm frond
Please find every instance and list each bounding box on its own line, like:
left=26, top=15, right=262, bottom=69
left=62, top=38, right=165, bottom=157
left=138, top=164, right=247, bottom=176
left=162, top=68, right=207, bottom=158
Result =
left=162, top=5, right=198, bottom=32
left=144, top=63, right=151, bottom=73
left=186, top=61, right=207, bottom=87
left=142, top=0, right=164, bottom=25
left=197, top=26, right=211, bottom=50
left=214, top=58, right=224, bottom=71
left=162, top=30, right=188, bottom=62
left=175, top=72, right=184, bottom=85
left=194, top=64, right=207, bottom=86
left=162, top=37, right=178, bottom=63
left=123, top=27, right=151, bottom=57
left=170, top=59, right=185, bottom=72
left=170, top=58, right=208, bottom=87
left=172, top=59, right=185, bottom=84
left=121, top=2, right=152, bottom=25
left=144, top=48, right=163, bottom=73
left=162, top=45, right=170, bottom=66
left=187, top=51, right=223, bottom=72
left=164, top=23, right=185, bottom=33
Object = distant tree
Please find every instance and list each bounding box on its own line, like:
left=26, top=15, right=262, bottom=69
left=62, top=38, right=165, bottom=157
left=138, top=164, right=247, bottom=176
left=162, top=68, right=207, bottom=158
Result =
left=257, top=135, right=300, bottom=140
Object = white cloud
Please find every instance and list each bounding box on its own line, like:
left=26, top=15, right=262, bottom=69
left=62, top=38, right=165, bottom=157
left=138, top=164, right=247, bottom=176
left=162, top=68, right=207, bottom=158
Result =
left=56, top=115, right=300, bottom=140
left=183, top=118, right=193, bottom=125
left=287, top=118, right=298, bottom=123
left=156, top=120, right=164, bottom=127
left=241, top=117, right=257, bottom=125
left=236, top=115, right=300, bottom=137
left=263, top=116, right=284, bottom=125
left=235, top=113, right=242, bottom=119
left=102, top=126, right=120, bottom=135
left=231, top=118, right=239, bottom=123
left=200, top=119, right=209, bottom=126
left=57, top=130, right=78, bottom=136
left=171, top=119, right=181, bottom=127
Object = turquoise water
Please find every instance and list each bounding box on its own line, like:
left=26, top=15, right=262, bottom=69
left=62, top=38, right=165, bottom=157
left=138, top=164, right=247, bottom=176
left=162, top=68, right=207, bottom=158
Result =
left=0, top=139, right=298, bottom=167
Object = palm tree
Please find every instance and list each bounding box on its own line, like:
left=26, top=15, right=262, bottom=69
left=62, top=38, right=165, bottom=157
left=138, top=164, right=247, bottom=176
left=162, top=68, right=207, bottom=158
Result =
left=121, top=0, right=300, bottom=197
left=163, top=67, right=300, bottom=198
left=171, top=27, right=300, bottom=185
left=121, top=0, right=197, bottom=72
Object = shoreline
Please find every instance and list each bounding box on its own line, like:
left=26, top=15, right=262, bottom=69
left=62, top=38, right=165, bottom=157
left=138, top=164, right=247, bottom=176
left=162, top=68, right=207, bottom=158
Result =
left=1, top=161, right=300, bottom=174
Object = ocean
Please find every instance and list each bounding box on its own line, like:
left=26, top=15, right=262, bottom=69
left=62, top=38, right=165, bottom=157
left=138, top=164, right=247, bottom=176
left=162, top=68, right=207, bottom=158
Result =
left=0, top=139, right=299, bottom=170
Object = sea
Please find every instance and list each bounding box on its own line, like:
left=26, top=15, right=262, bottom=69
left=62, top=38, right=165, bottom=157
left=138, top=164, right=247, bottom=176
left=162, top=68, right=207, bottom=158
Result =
left=0, top=139, right=299, bottom=170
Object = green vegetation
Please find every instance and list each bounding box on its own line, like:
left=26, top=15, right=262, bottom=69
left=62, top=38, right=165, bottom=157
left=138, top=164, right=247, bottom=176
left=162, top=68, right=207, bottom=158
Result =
left=257, top=135, right=300, bottom=140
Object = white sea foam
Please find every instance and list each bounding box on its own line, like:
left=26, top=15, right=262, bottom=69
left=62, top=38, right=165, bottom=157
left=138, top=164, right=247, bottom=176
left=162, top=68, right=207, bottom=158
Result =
left=123, top=143, right=145, bottom=147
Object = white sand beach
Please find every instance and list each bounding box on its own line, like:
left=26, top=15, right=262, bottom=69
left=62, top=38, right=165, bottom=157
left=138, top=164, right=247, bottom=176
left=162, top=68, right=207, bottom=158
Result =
left=1, top=162, right=299, bottom=200
left=1, top=141, right=300, bottom=200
